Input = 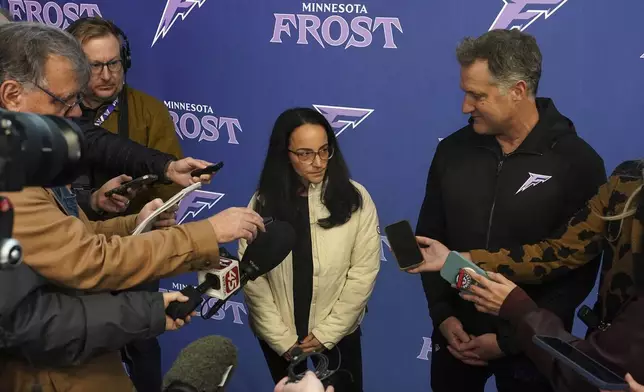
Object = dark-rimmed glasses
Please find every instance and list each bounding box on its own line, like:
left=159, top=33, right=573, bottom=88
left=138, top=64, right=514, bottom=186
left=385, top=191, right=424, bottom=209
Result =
left=89, top=59, right=123, bottom=74
left=288, top=145, right=335, bottom=164
left=33, top=83, right=83, bottom=116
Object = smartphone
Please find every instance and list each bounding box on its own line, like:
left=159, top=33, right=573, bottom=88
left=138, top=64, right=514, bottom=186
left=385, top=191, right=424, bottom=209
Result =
left=384, top=220, right=424, bottom=270
left=191, top=161, right=224, bottom=177
left=532, top=336, right=629, bottom=391
left=440, top=251, right=488, bottom=293
left=104, top=174, right=158, bottom=197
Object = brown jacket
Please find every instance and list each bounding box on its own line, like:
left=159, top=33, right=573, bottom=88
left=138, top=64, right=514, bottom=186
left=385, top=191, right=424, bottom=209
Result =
left=500, top=286, right=644, bottom=392
left=0, top=187, right=220, bottom=391
left=92, top=86, right=184, bottom=213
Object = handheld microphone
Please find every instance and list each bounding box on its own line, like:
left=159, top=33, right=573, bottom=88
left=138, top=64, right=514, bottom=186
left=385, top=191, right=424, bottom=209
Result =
left=162, top=335, right=237, bottom=392
left=165, top=219, right=295, bottom=320
left=165, top=253, right=240, bottom=320
left=201, top=218, right=295, bottom=319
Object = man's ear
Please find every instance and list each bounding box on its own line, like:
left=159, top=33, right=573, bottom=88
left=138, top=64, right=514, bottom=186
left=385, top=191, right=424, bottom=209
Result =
left=0, top=80, right=24, bottom=111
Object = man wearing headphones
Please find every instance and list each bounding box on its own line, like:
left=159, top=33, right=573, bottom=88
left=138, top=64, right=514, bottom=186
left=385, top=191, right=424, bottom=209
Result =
left=65, top=17, right=183, bottom=392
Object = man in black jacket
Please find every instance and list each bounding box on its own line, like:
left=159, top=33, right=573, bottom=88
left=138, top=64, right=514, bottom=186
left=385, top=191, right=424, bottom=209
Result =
left=416, top=29, right=606, bottom=392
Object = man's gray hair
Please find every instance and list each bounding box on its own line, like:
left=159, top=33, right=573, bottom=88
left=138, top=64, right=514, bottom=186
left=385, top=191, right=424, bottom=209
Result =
left=456, top=29, right=542, bottom=97
left=0, top=22, right=90, bottom=90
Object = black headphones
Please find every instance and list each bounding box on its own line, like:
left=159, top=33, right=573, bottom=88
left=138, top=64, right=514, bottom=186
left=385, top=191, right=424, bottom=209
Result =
left=66, top=17, right=132, bottom=72
left=110, top=22, right=131, bottom=72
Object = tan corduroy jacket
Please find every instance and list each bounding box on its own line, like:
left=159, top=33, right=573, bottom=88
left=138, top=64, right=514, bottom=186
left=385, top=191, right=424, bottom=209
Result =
left=0, top=187, right=220, bottom=392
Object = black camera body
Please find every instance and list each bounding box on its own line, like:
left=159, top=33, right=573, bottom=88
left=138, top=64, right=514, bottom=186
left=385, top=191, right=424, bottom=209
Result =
left=0, top=108, right=85, bottom=269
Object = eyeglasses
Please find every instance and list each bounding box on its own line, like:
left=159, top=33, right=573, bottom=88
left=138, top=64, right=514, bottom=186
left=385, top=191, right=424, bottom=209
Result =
left=33, top=83, right=83, bottom=116
left=288, top=145, right=335, bottom=164
left=89, top=59, right=123, bottom=74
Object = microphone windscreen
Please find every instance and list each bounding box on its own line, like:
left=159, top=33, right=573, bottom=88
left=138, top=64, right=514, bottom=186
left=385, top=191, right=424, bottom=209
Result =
left=241, top=220, right=295, bottom=278
left=162, top=335, right=237, bottom=392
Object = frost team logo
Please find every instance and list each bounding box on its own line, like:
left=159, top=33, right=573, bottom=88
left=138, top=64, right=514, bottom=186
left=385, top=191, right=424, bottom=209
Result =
left=516, top=172, right=552, bottom=194
left=312, top=105, right=374, bottom=136
left=490, top=0, right=568, bottom=31
left=152, top=0, right=207, bottom=47
left=176, top=190, right=225, bottom=224
left=271, top=2, right=403, bottom=49
left=165, top=100, right=243, bottom=145
left=7, top=1, right=102, bottom=28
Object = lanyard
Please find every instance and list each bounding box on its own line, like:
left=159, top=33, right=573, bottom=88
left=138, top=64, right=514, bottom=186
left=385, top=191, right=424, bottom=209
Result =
left=94, top=98, right=119, bottom=126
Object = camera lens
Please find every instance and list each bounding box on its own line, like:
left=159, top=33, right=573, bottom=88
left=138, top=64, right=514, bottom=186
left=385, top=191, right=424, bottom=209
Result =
left=0, top=238, right=22, bottom=268
left=0, top=109, right=85, bottom=190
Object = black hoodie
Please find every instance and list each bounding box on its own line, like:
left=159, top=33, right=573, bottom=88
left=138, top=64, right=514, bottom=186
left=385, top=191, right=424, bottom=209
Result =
left=416, top=98, right=606, bottom=354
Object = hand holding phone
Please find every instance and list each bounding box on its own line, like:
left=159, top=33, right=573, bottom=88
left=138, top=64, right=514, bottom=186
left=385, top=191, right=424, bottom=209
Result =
left=104, top=174, right=158, bottom=198
left=191, top=161, right=224, bottom=178
left=384, top=220, right=424, bottom=271
left=440, top=251, right=489, bottom=294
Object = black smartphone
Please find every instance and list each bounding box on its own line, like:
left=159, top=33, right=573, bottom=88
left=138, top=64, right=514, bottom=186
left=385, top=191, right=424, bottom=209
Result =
left=191, top=161, right=224, bottom=177
left=104, top=174, right=158, bottom=197
left=532, top=336, right=629, bottom=391
left=384, top=220, right=424, bottom=270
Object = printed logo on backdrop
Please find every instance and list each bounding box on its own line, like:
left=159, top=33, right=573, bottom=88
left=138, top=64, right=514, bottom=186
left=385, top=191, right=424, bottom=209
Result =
left=160, top=282, right=248, bottom=325
left=490, top=0, right=568, bottom=31
left=164, top=191, right=243, bottom=325
left=165, top=101, right=243, bottom=145
left=175, top=190, right=225, bottom=224
left=271, top=2, right=403, bottom=49
left=152, top=0, right=207, bottom=47
left=7, top=1, right=102, bottom=28
left=313, top=105, right=374, bottom=136
left=417, top=337, right=433, bottom=360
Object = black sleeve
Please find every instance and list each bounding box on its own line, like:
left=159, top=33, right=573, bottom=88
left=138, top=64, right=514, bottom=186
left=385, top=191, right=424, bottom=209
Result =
left=415, top=142, right=458, bottom=328
left=495, top=137, right=607, bottom=355
left=74, top=118, right=176, bottom=183
left=2, top=288, right=166, bottom=367
left=74, top=186, right=106, bottom=221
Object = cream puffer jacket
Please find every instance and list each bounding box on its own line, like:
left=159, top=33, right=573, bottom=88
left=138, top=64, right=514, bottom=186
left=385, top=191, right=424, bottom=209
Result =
left=240, top=180, right=381, bottom=355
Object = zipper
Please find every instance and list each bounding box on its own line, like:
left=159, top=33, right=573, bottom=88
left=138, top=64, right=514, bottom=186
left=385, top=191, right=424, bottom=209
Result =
left=481, top=148, right=543, bottom=249
left=485, top=157, right=505, bottom=248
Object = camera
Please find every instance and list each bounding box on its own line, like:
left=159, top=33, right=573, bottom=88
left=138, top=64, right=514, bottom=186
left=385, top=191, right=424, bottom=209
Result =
left=0, top=108, right=85, bottom=269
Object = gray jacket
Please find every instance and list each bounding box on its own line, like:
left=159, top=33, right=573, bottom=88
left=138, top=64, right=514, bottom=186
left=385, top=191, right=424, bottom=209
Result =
left=0, top=264, right=165, bottom=366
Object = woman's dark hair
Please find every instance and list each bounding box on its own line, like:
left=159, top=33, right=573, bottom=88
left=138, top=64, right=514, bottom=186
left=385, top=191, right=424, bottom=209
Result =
left=254, top=107, right=362, bottom=229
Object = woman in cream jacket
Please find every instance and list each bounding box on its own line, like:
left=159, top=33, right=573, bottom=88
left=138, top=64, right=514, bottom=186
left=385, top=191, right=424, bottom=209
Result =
left=240, top=108, right=380, bottom=392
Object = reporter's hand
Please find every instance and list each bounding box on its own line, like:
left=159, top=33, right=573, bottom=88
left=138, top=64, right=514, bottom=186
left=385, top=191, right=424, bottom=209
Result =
left=627, top=374, right=644, bottom=392
left=91, top=174, right=138, bottom=213
left=405, top=237, right=452, bottom=274
left=166, top=158, right=215, bottom=186
left=458, top=271, right=517, bottom=316
left=135, top=198, right=179, bottom=229
left=602, top=374, right=644, bottom=392
left=162, top=292, right=196, bottom=331
left=274, top=371, right=334, bottom=392
left=208, top=207, right=265, bottom=243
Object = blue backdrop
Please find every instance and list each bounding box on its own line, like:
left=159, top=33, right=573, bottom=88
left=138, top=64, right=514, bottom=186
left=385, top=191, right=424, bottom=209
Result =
left=4, top=0, right=644, bottom=390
